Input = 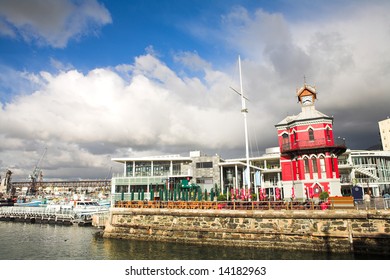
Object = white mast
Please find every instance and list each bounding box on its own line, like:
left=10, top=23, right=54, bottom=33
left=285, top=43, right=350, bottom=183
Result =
left=238, top=56, right=250, bottom=193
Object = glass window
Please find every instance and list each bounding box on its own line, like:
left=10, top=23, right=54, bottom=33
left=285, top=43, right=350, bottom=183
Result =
left=320, top=156, right=326, bottom=175
left=282, top=133, right=288, bottom=142
left=311, top=157, right=318, bottom=173
left=326, top=127, right=331, bottom=141
left=308, top=128, right=314, bottom=141
left=172, top=162, right=181, bottom=175
left=153, top=161, right=170, bottom=176
left=135, top=161, right=151, bottom=176
left=126, top=162, right=133, bottom=177
left=304, top=158, right=310, bottom=174
left=196, top=162, right=213, bottom=168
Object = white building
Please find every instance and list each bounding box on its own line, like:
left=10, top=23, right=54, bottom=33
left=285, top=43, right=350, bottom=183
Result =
left=379, top=117, right=390, bottom=151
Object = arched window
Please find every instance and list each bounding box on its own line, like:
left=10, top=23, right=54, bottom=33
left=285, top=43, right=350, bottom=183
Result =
left=311, top=157, right=318, bottom=173
left=319, top=156, right=326, bottom=177
left=308, top=128, right=314, bottom=141
left=326, top=127, right=331, bottom=141
left=304, top=157, right=310, bottom=174
left=330, top=156, right=335, bottom=175
left=282, top=133, right=288, bottom=143
left=293, top=131, right=297, bottom=143
left=282, top=133, right=289, bottom=150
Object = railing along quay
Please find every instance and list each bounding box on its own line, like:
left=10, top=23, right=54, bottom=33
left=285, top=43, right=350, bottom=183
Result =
left=114, top=198, right=371, bottom=211
left=0, top=206, right=103, bottom=225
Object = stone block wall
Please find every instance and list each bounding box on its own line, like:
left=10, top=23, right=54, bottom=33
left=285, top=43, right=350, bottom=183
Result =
left=103, top=208, right=390, bottom=254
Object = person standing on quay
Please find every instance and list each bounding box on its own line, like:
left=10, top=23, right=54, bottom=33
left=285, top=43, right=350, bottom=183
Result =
left=364, top=191, right=371, bottom=210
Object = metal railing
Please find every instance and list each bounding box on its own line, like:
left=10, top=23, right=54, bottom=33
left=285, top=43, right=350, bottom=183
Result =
left=0, top=206, right=109, bottom=221
left=354, top=198, right=390, bottom=210
left=281, top=138, right=346, bottom=153
left=113, top=200, right=347, bottom=211
left=0, top=206, right=75, bottom=220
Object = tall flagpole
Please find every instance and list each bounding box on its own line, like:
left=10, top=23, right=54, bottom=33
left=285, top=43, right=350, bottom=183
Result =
left=238, top=56, right=250, bottom=193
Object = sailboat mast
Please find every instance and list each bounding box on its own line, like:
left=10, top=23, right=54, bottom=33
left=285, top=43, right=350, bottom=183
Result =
left=238, top=56, right=250, bottom=192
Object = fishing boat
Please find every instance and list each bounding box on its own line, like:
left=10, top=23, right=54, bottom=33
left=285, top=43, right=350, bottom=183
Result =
left=13, top=197, right=47, bottom=207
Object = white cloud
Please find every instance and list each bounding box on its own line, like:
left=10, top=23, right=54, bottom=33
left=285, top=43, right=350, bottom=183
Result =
left=0, top=0, right=111, bottom=48
left=0, top=53, right=245, bottom=179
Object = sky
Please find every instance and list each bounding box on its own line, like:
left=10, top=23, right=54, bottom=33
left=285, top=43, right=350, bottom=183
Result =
left=0, top=0, right=389, bottom=181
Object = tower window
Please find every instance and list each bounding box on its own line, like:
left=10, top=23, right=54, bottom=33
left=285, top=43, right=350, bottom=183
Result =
left=326, top=127, right=331, bottom=141
left=320, top=156, right=326, bottom=175
left=311, top=157, right=318, bottom=173
left=308, top=128, right=315, bottom=141
left=304, top=158, right=310, bottom=174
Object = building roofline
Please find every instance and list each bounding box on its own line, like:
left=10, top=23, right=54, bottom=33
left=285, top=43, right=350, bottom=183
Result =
left=112, top=155, right=191, bottom=163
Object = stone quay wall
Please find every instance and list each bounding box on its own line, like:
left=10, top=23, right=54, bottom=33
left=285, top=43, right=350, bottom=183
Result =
left=103, top=208, right=390, bottom=254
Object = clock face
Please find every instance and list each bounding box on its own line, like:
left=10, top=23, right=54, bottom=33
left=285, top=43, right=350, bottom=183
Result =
left=301, top=95, right=312, bottom=105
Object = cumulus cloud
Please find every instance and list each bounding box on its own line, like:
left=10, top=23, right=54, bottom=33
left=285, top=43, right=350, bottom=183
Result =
left=0, top=53, right=245, bottom=179
left=0, top=0, right=111, bottom=47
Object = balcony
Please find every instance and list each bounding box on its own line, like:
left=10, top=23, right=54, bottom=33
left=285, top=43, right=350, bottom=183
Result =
left=281, top=137, right=347, bottom=157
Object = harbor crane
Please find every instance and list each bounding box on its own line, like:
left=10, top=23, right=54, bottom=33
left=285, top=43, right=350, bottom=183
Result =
left=27, top=147, right=47, bottom=195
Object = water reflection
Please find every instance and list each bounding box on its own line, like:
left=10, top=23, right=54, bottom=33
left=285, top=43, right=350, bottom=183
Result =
left=0, top=221, right=379, bottom=260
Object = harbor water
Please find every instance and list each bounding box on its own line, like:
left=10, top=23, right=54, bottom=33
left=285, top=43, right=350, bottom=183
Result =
left=0, top=221, right=383, bottom=260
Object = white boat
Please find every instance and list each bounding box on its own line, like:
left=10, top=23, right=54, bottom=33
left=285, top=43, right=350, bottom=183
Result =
left=43, top=200, right=108, bottom=226
left=46, top=200, right=108, bottom=216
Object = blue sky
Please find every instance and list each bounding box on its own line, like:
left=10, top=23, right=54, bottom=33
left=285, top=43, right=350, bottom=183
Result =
left=0, top=0, right=389, bottom=180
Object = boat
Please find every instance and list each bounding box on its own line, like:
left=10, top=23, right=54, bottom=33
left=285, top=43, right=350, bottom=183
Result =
left=13, top=197, right=47, bottom=207
left=46, top=200, right=108, bottom=217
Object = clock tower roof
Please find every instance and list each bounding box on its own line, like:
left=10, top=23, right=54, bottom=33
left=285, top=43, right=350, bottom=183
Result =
left=275, top=83, right=332, bottom=127
left=297, top=83, right=317, bottom=105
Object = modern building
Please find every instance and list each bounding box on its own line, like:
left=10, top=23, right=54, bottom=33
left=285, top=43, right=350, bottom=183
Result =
left=338, top=149, right=390, bottom=197
left=110, top=151, right=223, bottom=200
left=379, top=117, right=390, bottom=151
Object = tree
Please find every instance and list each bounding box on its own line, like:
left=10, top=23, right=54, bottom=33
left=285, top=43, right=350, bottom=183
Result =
left=319, top=191, right=329, bottom=201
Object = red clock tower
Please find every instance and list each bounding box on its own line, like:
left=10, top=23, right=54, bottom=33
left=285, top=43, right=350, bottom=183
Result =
left=275, top=84, right=346, bottom=200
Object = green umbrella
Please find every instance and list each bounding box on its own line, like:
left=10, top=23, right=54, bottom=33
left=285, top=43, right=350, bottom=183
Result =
left=198, top=189, right=202, bottom=201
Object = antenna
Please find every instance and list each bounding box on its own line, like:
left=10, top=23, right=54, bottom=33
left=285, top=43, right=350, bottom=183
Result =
left=230, top=56, right=250, bottom=192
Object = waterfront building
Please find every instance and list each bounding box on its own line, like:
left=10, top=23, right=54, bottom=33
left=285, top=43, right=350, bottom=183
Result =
left=338, top=149, right=390, bottom=197
left=216, top=148, right=390, bottom=201
left=274, top=84, right=346, bottom=200
left=110, top=151, right=223, bottom=200
left=379, top=117, right=390, bottom=151
left=110, top=149, right=390, bottom=201
left=110, top=84, right=389, bottom=201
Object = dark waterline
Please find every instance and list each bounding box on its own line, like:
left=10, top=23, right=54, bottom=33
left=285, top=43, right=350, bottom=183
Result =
left=0, top=221, right=381, bottom=260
